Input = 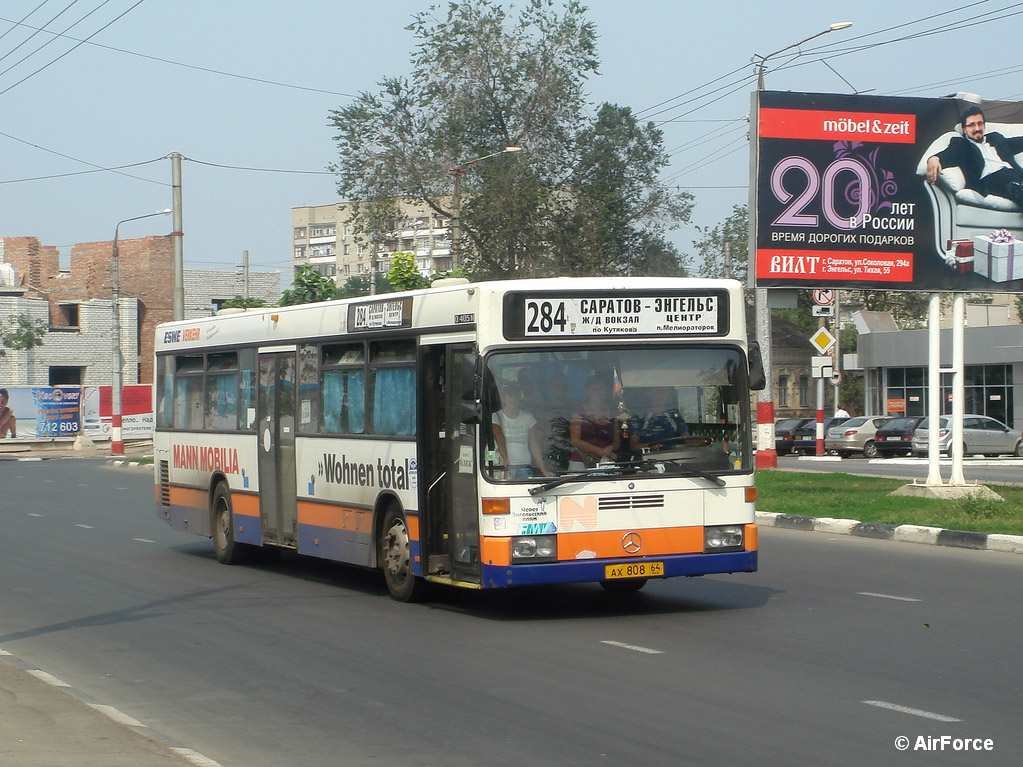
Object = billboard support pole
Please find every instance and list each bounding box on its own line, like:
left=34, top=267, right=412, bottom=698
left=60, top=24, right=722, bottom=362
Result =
left=925, top=292, right=943, bottom=485
left=950, top=294, right=967, bottom=485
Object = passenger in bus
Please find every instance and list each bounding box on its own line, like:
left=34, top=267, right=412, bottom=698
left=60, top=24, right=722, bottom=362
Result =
left=0, top=388, right=16, bottom=438
left=629, top=387, right=689, bottom=452
left=492, top=382, right=550, bottom=479
left=569, top=376, right=621, bottom=468
left=531, top=371, right=574, bottom=474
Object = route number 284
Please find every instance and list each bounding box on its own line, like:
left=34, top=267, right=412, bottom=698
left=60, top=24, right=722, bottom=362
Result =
left=525, top=300, right=568, bottom=333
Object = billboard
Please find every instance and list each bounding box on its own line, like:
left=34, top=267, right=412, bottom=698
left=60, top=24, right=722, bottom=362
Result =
left=1, top=387, right=81, bottom=438
left=754, top=91, right=1023, bottom=292
left=82, top=385, right=155, bottom=437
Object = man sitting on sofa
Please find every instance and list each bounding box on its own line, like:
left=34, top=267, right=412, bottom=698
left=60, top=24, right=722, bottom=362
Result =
left=925, top=106, right=1023, bottom=209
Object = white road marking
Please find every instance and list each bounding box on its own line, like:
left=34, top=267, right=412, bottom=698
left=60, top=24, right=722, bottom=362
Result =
left=133, top=538, right=157, bottom=543
left=170, top=748, right=225, bottom=767
left=600, top=640, right=664, bottom=655
left=75, top=524, right=95, bottom=529
left=88, top=703, right=144, bottom=727
left=857, top=592, right=921, bottom=602
left=27, top=513, right=43, bottom=517
left=863, top=700, right=961, bottom=722
left=27, top=669, right=72, bottom=687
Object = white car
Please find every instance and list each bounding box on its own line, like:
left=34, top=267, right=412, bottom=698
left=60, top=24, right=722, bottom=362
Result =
left=824, top=415, right=892, bottom=458
left=911, top=414, right=1023, bottom=457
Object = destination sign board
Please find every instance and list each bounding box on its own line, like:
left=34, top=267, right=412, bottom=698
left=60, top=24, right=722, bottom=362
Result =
left=503, top=291, right=728, bottom=340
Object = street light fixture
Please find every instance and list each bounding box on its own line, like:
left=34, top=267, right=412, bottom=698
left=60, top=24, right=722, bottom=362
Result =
left=749, top=22, right=851, bottom=468
left=754, top=22, right=852, bottom=89
left=111, top=208, right=172, bottom=455
left=449, top=146, right=522, bottom=270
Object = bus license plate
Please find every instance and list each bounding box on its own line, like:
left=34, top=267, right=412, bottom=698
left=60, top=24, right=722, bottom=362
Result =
left=604, top=561, right=664, bottom=579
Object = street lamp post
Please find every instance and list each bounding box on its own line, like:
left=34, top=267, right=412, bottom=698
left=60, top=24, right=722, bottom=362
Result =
left=111, top=209, right=172, bottom=455
left=449, top=146, right=521, bottom=270
left=750, top=22, right=851, bottom=468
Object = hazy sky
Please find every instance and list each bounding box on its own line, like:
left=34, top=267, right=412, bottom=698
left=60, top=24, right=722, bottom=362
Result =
left=1, top=0, right=1019, bottom=281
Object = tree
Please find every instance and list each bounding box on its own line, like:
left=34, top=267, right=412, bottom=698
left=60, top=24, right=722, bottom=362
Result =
left=221, top=296, right=267, bottom=310
left=279, top=265, right=340, bottom=306
left=328, top=0, right=690, bottom=279
left=691, top=204, right=748, bottom=281
left=387, top=252, right=429, bottom=291
left=1, top=314, right=47, bottom=356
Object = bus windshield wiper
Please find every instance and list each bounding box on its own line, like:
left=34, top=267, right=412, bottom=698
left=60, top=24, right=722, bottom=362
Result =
left=648, top=458, right=727, bottom=487
left=528, top=457, right=726, bottom=495
left=528, top=463, right=636, bottom=496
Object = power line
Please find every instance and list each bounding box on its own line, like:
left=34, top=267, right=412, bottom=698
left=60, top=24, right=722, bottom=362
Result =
left=183, top=156, right=334, bottom=176
left=0, top=127, right=166, bottom=185
left=0, top=156, right=165, bottom=185
left=0, top=12, right=358, bottom=98
left=0, top=0, right=148, bottom=97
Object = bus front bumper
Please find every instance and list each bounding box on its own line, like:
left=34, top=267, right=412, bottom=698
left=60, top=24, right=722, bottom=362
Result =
left=480, top=550, right=757, bottom=589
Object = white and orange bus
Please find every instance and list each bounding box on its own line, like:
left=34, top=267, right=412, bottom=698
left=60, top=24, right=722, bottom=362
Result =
left=154, top=277, right=765, bottom=600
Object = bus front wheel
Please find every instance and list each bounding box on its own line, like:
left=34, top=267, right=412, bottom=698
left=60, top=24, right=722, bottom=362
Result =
left=380, top=508, right=425, bottom=602
left=212, top=483, right=249, bottom=565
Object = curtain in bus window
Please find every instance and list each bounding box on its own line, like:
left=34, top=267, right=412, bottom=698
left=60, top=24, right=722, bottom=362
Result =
left=174, top=376, right=203, bottom=429
left=322, top=369, right=365, bottom=434
left=205, top=372, right=239, bottom=430
left=373, top=367, right=415, bottom=436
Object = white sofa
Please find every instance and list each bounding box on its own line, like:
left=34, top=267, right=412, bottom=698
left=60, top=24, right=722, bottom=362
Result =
left=916, top=122, right=1023, bottom=257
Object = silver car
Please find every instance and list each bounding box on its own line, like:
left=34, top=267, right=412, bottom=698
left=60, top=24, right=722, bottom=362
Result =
left=824, top=415, right=893, bottom=458
left=911, top=414, right=1023, bottom=457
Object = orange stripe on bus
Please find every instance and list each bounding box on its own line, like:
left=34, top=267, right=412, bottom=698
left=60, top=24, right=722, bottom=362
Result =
left=167, top=486, right=208, bottom=511
left=558, top=527, right=704, bottom=560
left=297, top=501, right=373, bottom=534
left=231, top=492, right=260, bottom=519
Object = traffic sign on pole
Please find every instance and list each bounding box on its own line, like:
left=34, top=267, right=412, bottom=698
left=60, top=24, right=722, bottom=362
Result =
left=812, top=288, right=835, bottom=306
left=809, top=327, right=837, bottom=355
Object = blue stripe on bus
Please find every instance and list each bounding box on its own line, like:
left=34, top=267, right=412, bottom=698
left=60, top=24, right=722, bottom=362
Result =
left=479, top=551, right=757, bottom=588
left=296, top=523, right=374, bottom=568
left=235, top=515, right=262, bottom=546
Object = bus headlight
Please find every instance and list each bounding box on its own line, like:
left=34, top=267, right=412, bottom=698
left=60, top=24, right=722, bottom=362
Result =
left=511, top=535, right=557, bottom=563
left=704, top=525, right=744, bottom=552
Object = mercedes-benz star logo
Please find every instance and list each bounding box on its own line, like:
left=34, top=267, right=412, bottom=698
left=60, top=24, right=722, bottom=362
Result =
left=622, top=531, right=642, bottom=554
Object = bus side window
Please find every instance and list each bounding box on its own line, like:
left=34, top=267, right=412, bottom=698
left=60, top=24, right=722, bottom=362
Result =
left=370, top=341, right=416, bottom=437
left=239, top=348, right=257, bottom=430
left=174, top=355, right=204, bottom=430
left=205, top=352, right=239, bottom=431
left=156, top=355, right=174, bottom=429
left=322, top=343, right=365, bottom=435
left=298, top=344, right=320, bottom=433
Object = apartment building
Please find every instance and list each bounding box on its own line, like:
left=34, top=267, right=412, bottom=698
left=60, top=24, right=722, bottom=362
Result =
left=291, top=200, right=454, bottom=282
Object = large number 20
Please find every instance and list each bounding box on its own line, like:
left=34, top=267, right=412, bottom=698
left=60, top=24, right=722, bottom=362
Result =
left=770, top=156, right=871, bottom=231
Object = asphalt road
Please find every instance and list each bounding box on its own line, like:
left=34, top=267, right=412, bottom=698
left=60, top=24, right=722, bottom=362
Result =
left=777, top=453, right=1023, bottom=485
left=1, top=458, right=1020, bottom=766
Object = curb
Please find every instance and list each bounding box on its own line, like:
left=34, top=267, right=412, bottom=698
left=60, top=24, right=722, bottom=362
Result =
left=756, top=511, right=1023, bottom=554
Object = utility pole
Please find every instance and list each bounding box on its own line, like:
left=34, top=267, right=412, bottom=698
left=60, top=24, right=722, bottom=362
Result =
left=724, top=241, right=732, bottom=280
left=171, top=152, right=184, bottom=320
left=241, top=250, right=250, bottom=300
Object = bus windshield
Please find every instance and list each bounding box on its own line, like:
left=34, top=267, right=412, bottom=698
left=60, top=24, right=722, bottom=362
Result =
left=482, top=345, right=751, bottom=481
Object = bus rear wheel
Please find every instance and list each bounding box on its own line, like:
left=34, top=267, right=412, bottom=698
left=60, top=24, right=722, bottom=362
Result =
left=380, top=508, right=425, bottom=602
left=212, top=483, right=249, bottom=565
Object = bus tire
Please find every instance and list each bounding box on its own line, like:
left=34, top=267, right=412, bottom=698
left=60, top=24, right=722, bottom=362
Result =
left=379, top=507, right=424, bottom=602
left=212, top=483, right=249, bottom=565
left=600, top=578, right=648, bottom=594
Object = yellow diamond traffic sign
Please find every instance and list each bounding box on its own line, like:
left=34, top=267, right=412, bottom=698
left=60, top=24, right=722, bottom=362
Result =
left=809, top=327, right=836, bottom=355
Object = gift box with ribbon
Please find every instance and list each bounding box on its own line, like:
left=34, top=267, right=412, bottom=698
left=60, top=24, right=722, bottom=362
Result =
left=945, top=239, right=974, bottom=273
left=973, top=230, right=1022, bottom=282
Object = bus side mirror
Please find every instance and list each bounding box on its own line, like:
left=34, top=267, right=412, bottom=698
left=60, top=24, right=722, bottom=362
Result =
left=460, top=353, right=480, bottom=401
left=748, top=341, right=766, bottom=391
left=460, top=352, right=482, bottom=424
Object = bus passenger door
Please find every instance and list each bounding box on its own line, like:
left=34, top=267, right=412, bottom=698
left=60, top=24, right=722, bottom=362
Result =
left=258, top=350, right=298, bottom=548
left=421, top=343, right=480, bottom=583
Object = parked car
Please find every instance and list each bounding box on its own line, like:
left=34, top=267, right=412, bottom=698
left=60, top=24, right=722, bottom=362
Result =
left=824, top=415, right=893, bottom=458
left=872, top=416, right=924, bottom=456
left=774, top=418, right=811, bottom=455
left=911, top=414, right=1023, bottom=457
left=791, top=416, right=849, bottom=454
